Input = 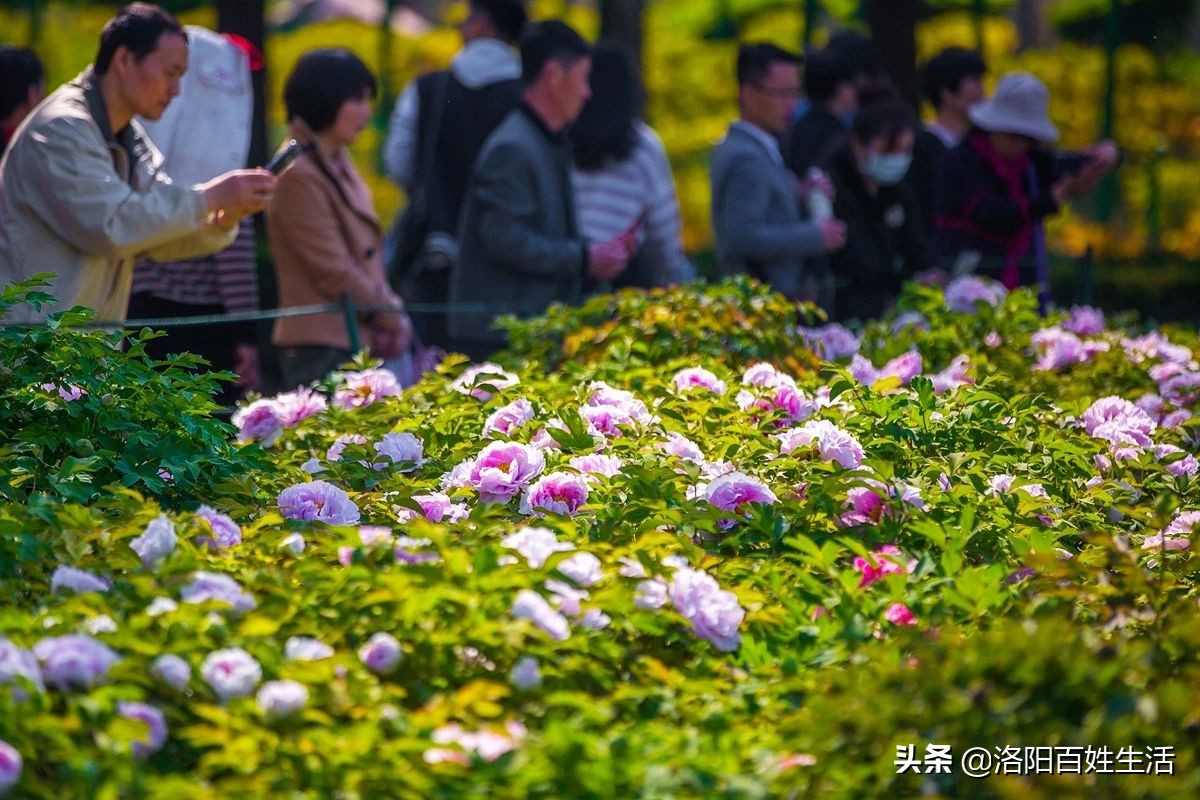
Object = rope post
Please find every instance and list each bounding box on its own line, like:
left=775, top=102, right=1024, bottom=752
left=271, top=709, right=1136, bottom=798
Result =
left=342, top=292, right=362, bottom=353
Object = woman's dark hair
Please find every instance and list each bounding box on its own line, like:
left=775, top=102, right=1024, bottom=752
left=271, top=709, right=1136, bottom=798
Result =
left=921, top=47, right=986, bottom=109
left=0, top=47, right=44, bottom=120
left=852, top=98, right=916, bottom=149
left=284, top=49, right=377, bottom=132
left=803, top=48, right=856, bottom=105
left=570, top=44, right=641, bottom=171
left=95, top=3, right=186, bottom=75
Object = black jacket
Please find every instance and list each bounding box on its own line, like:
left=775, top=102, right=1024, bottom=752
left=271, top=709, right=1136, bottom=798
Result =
left=824, top=143, right=930, bottom=322
left=934, top=128, right=1087, bottom=286
left=787, top=106, right=848, bottom=176
left=910, top=127, right=949, bottom=239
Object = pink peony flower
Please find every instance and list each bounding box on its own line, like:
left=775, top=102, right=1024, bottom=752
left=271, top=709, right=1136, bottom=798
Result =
left=891, top=310, right=930, bottom=334
left=451, top=363, right=520, bottom=401
left=520, top=472, right=590, bottom=516
left=483, top=398, right=536, bottom=438
left=778, top=420, right=864, bottom=469
left=50, top=566, right=110, bottom=595
left=501, top=526, right=575, bottom=569
left=1031, top=327, right=1087, bottom=372
left=195, top=505, right=242, bottom=548
left=579, top=403, right=638, bottom=437
left=181, top=571, right=256, bottom=612
left=556, top=552, right=603, bottom=586
left=511, top=590, right=570, bottom=641
left=1155, top=445, right=1199, bottom=477
left=840, top=481, right=924, bottom=527
left=257, top=680, right=309, bottom=717
left=272, top=386, right=328, bottom=427
left=278, top=480, right=361, bottom=525
left=395, top=536, right=439, bottom=565
left=944, top=275, right=1006, bottom=313
left=987, top=474, right=1049, bottom=499
left=469, top=442, right=545, bottom=503
left=0, top=739, right=21, bottom=793
left=854, top=545, right=916, bottom=589
left=568, top=453, right=623, bottom=478
left=796, top=323, right=861, bottom=360
left=672, top=367, right=728, bottom=395
left=326, top=433, right=368, bottom=462
left=850, top=351, right=924, bottom=388
left=410, top=492, right=470, bottom=523
left=374, top=432, right=425, bottom=470
left=985, top=330, right=1003, bottom=348
left=232, top=399, right=282, bottom=446
left=1122, top=332, right=1192, bottom=364
left=358, top=632, right=403, bottom=674
left=117, top=701, right=167, bottom=759
left=704, top=472, right=777, bottom=513
left=151, top=654, right=190, bottom=691
left=668, top=567, right=744, bottom=652
left=1082, top=397, right=1157, bottom=441
left=41, top=382, right=84, bottom=401
left=333, top=368, right=401, bottom=410
left=884, top=602, right=917, bottom=626
left=736, top=381, right=816, bottom=424
left=1063, top=305, right=1105, bottom=335
left=742, top=362, right=786, bottom=388
left=586, top=381, right=653, bottom=422
left=544, top=579, right=588, bottom=616
left=440, top=459, right=476, bottom=490
left=429, top=721, right=526, bottom=764
left=201, top=648, right=261, bottom=701
left=33, top=634, right=119, bottom=690
left=0, top=639, right=44, bottom=697
left=660, top=432, right=705, bottom=463
left=130, top=514, right=177, bottom=569
left=635, top=579, right=669, bottom=609
left=1143, top=510, right=1200, bottom=552
left=510, top=657, right=541, bottom=690
left=930, top=355, right=974, bottom=394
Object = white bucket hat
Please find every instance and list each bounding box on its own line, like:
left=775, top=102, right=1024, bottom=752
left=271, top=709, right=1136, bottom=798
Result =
left=968, top=71, right=1060, bottom=143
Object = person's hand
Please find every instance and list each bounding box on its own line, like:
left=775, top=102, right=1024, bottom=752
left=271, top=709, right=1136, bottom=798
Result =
left=794, top=170, right=834, bottom=200
left=1086, top=140, right=1120, bottom=173
left=819, top=218, right=848, bottom=252
left=200, top=169, right=276, bottom=221
left=233, top=343, right=261, bottom=395
left=370, top=301, right=413, bottom=358
left=587, top=240, right=629, bottom=282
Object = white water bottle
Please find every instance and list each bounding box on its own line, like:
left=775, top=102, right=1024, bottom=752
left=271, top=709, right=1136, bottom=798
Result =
left=805, top=167, right=833, bottom=222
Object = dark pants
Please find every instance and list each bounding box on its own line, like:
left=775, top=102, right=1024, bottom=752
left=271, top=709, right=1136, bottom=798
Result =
left=126, top=294, right=249, bottom=407
left=277, top=345, right=353, bottom=390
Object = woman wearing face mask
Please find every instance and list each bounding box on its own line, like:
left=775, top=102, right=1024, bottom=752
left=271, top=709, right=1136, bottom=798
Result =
left=822, top=96, right=930, bottom=322
left=934, top=72, right=1119, bottom=294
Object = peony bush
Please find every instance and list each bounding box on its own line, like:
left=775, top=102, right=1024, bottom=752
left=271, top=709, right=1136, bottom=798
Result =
left=2, top=276, right=1200, bottom=796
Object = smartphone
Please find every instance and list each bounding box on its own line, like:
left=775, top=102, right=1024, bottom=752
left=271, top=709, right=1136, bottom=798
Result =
left=266, top=140, right=304, bottom=175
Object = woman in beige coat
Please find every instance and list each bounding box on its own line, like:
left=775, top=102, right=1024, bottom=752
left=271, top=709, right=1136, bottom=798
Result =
left=268, top=49, right=412, bottom=389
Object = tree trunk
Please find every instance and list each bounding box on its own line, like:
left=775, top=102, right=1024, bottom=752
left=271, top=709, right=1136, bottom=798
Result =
left=599, top=0, right=645, bottom=87
left=215, top=0, right=268, bottom=169
left=1015, top=0, right=1051, bottom=51
left=864, top=0, right=919, bottom=109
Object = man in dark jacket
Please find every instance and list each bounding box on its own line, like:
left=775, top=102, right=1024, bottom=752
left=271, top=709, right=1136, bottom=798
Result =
left=385, top=0, right=527, bottom=349
left=449, top=20, right=629, bottom=359
left=825, top=101, right=929, bottom=322
left=786, top=48, right=858, bottom=176
left=910, top=47, right=986, bottom=237
left=935, top=72, right=1119, bottom=293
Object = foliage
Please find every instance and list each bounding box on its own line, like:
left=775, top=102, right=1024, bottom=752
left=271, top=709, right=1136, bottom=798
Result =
left=1, top=276, right=1199, bottom=795
left=0, top=278, right=270, bottom=509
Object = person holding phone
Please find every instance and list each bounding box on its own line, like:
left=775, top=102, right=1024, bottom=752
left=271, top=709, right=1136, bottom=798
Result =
left=934, top=72, right=1120, bottom=292
left=570, top=43, right=694, bottom=292
left=0, top=3, right=275, bottom=325
left=267, top=49, right=413, bottom=389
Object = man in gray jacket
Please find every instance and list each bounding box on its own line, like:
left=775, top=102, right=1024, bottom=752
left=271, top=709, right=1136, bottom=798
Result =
left=448, top=19, right=629, bottom=359
left=0, top=3, right=274, bottom=324
left=711, top=43, right=846, bottom=300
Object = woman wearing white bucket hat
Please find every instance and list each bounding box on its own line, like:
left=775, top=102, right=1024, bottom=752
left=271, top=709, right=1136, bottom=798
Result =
left=934, top=72, right=1119, bottom=292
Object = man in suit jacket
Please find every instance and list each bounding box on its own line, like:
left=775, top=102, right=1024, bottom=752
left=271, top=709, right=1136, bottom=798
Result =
left=449, top=20, right=629, bottom=359
left=711, top=43, right=846, bottom=300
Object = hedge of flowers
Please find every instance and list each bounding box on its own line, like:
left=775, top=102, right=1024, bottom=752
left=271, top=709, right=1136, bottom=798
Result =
left=2, top=274, right=1200, bottom=797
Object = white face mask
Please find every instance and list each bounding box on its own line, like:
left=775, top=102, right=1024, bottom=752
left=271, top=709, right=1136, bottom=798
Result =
left=863, top=151, right=912, bottom=186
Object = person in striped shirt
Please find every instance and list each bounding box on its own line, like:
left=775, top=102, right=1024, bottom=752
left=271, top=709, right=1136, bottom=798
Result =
left=569, top=43, right=694, bottom=292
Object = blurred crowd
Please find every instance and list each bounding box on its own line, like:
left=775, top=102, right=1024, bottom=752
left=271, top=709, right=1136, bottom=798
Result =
left=0, top=2, right=1119, bottom=399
